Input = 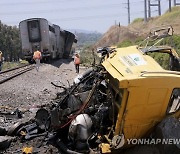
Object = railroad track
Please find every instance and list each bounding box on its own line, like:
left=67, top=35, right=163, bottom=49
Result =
left=0, top=64, right=35, bottom=84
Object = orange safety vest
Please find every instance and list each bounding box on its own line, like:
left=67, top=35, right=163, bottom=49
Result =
left=0, top=53, right=2, bottom=62
left=74, top=56, right=80, bottom=65
left=33, top=51, right=41, bottom=60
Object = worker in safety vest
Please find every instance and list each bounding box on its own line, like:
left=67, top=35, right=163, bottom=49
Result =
left=33, top=49, right=42, bottom=72
left=0, top=51, right=3, bottom=72
left=74, top=53, right=80, bottom=73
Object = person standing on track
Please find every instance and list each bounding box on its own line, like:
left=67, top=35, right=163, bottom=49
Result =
left=74, top=53, right=80, bottom=73
left=33, top=48, right=42, bottom=72
left=0, top=51, right=3, bottom=72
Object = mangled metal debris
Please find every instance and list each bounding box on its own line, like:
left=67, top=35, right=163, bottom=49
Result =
left=0, top=26, right=180, bottom=153
left=0, top=136, right=15, bottom=150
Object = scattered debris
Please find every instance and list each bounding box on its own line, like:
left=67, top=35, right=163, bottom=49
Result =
left=0, top=136, right=16, bottom=150
left=155, top=117, right=180, bottom=154
left=0, top=26, right=179, bottom=153
left=22, top=147, right=33, bottom=154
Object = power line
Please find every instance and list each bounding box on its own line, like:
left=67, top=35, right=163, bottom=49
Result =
left=2, top=12, right=129, bottom=25
left=0, top=3, right=126, bottom=16
left=174, top=0, right=180, bottom=5
left=148, top=0, right=161, bottom=18
left=0, top=0, right=172, bottom=28
left=0, top=0, right=76, bottom=6
left=126, top=0, right=144, bottom=4
left=0, top=0, right=145, bottom=6
left=56, top=13, right=128, bottom=22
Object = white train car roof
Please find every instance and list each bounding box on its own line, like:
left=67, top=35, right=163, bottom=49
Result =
left=19, top=18, right=54, bottom=27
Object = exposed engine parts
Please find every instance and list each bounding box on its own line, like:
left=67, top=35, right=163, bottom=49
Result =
left=0, top=66, right=115, bottom=153
left=0, top=26, right=180, bottom=153
left=47, top=67, right=115, bottom=153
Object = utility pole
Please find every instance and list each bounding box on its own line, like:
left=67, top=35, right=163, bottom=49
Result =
left=174, top=0, right=180, bottom=5
left=148, top=0, right=151, bottom=18
left=144, top=0, right=148, bottom=22
left=169, top=0, right=172, bottom=12
left=127, top=0, right=130, bottom=24
left=117, top=22, right=120, bottom=42
left=148, top=0, right=161, bottom=18
left=158, top=0, right=161, bottom=16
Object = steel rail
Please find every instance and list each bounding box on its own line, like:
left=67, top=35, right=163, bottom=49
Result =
left=0, top=65, right=35, bottom=84
left=0, top=64, right=30, bottom=75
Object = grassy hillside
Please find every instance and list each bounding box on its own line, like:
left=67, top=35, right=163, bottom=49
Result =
left=95, top=6, right=180, bottom=49
left=129, top=6, right=180, bottom=35
left=81, top=7, right=180, bottom=66
left=76, top=32, right=102, bottom=47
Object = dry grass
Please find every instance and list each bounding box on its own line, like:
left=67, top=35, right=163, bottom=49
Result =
left=95, top=6, right=180, bottom=48
left=2, top=60, right=28, bottom=71
left=129, top=6, right=180, bottom=35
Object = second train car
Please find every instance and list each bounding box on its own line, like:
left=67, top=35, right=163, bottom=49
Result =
left=19, top=18, right=76, bottom=63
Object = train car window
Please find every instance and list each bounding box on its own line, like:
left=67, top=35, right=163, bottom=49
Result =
left=167, top=88, right=180, bottom=114
left=30, top=21, right=37, bottom=28
left=49, top=25, right=55, bottom=33
left=27, top=20, right=41, bottom=42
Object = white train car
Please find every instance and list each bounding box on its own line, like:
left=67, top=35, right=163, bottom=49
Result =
left=53, top=24, right=65, bottom=59
left=19, top=18, right=57, bottom=62
left=59, top=29, right=66, bottom=59
left=63, top=30, right=75, bottom=58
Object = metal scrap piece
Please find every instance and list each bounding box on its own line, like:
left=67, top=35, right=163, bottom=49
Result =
left=7, top=121, right=25, bottom=136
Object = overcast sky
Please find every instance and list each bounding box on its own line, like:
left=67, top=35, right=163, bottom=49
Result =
left=0, top=0, right=175, bottom=33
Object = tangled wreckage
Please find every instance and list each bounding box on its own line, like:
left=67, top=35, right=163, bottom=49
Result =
left=0, top=26, right=180, bottom=153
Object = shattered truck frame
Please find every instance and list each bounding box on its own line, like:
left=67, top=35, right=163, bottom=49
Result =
left=4, top=26, right=180, bottom=153
left=102, top=45, right=180, bottom=149
left=49, top=26, right=180, bottom=153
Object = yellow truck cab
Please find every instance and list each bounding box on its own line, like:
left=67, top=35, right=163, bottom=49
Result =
left=101, top=26, right=180, bottom=149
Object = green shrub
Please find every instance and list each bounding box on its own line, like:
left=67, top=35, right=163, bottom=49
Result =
left=131, top=18, right=144, bottom=24
left=117, top=40, right=133, bottom=48
left=2, top=61, right=28, bottom=71
left=116, top=35, right=180, bottom=70
left=80, top=49, right=100, bottom=67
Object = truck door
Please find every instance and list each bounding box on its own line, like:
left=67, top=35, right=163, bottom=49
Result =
left=121, top=86, right=170, bottom=139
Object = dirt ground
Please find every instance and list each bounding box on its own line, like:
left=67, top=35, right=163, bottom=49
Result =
left=0, top=59, right=179, bottom=154
left=0, top=59, right=84, bottom=108
left=0, top=59, right=87, bottom=153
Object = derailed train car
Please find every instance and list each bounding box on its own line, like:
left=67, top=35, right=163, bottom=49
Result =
left=19, top=18, right=76, bottom=63
left=53, top=24, right=64, bottom=59
left=63, top=30, right=76, bottom=58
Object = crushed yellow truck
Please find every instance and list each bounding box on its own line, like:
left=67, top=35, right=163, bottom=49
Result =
left=6, top=26, right=179, bottom=154
left=102, top=45, right=180, bottom=148
left=50, top=26, right=180, bottom=153
left=99, top=26, right=180, bottom=153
